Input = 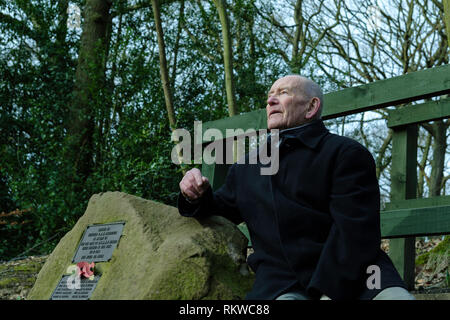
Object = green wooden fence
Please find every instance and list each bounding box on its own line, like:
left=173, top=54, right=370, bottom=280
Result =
left=199, top=64, right=450, bottom=290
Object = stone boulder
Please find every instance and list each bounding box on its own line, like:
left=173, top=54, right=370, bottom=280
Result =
left=27, top=192, right=254, bottom=299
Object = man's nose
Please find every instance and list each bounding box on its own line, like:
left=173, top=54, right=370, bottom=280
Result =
left=267, top=95, right=278, bottom=106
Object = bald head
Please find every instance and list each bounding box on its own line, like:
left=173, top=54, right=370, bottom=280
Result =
left=266, top=75, right=324, bottom=129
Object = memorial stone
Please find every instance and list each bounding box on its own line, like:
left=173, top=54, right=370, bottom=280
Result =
left=28, top=192, right=254, bottom=300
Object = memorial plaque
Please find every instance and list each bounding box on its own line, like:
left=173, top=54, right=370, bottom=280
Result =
left=72, top=222, right=125, bottom=263
left=51, top=275, right=101, bottom=300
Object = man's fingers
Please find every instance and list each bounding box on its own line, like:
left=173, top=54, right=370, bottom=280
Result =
left=187, top=169, right=207, bottom=194
left=180, top=180, right=200, bottom=199
left=180, top=179, right=199, bottom=197
left=188, top=174, right=203, bottom=195
left=196, top=175, right=210, bottom=193
left=179, top=169, right=210, bottom=201
left=193, top=171, right=204, bottom=188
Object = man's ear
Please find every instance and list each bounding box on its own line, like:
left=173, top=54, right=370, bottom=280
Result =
left=305, top=97, right=321, bottom=119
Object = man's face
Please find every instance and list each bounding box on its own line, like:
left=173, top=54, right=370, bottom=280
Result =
left=266, top=76, right=311, bottom=130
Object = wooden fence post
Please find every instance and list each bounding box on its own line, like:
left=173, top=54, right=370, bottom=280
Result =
left=389, top=124, right=418, bottom=290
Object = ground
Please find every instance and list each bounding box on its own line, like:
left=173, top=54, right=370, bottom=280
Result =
left=413, top=236, right=450, bottom=291
left=0, top=255, right=47, bottom=300
left=0, top=236, right=448, bottom=300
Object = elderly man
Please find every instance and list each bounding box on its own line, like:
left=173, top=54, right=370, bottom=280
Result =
left=178, top=75, right=414, bottom=300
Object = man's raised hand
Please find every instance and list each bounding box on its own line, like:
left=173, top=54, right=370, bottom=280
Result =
left=179, top=168, right=210, bottom=201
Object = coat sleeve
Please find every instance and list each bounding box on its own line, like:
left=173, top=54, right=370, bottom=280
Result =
left=306, top=145, right=382, bottom=300
left=177, top=164, right=243, bottom=225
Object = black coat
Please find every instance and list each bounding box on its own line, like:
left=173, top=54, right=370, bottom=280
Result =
left=178, top=120, right=406, bottom=300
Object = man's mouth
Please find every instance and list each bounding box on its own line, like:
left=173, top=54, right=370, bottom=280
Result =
left=269, top=110, right=282, bottom=117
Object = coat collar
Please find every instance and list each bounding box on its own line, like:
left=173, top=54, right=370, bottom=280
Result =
left=269, top=119, right=329, bottom=150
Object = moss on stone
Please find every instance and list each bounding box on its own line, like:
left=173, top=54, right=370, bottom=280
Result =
left=13, top=263, right=43, bottom=273
left=202, top=252, right=253, bottom=300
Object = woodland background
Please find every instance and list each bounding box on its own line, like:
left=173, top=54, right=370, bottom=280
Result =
left=0, top=0, right=449, bottom=261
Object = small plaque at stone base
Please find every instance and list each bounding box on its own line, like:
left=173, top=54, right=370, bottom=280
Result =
left=72, top=222, right=125, bottom=263
left=50, top=275, right=101, bottom=300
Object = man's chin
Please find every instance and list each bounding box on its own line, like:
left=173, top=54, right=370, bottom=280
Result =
left=267, top=122, right=284, bottom=130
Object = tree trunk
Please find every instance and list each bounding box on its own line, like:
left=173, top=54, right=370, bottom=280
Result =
left=152, top=0, right=186, bottom=170
left=291, top=0, right=304, bottom=73
left=213, top=0, right=237, bottom=117
left=171, top=0, right=184, bottom=90
left=64, top=0, right=112, bottom=191
left=55, top=0, right=69, bottom=66
left=444, top=0, right=450, bottom=43
left=152, top=0, right=176, bottom=129
left=417, top=132, right=432, bottom=197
